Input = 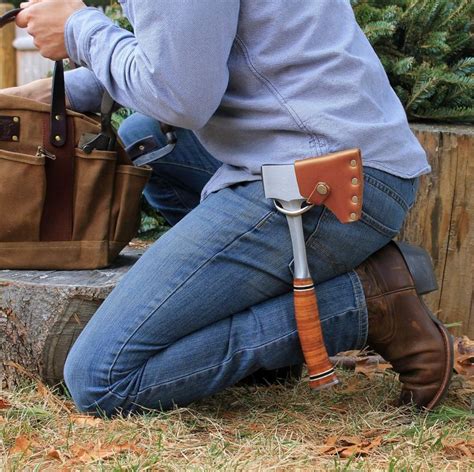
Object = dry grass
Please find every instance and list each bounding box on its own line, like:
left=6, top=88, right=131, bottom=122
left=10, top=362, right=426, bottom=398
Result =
left=1, top=369, right=473, bottom=471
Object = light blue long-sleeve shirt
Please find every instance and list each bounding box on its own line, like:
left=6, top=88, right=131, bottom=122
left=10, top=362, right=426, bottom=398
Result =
left=64, top=0, right=430, bottom=199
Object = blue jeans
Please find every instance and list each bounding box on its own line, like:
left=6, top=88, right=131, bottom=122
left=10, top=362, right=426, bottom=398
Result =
left=64, top=113, right=419, bottom=415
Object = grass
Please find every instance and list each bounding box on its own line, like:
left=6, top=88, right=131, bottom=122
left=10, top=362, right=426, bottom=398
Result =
left=1, top=369, right=473, bottom=470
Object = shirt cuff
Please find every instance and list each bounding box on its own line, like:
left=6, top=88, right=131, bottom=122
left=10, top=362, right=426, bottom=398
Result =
left=65, top=7, right=114, bottom=68
left=64, top=67, right=104, bottom=113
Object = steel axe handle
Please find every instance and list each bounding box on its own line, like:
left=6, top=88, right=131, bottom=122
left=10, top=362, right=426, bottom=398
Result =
left=294, top=278, right=338, bottom=389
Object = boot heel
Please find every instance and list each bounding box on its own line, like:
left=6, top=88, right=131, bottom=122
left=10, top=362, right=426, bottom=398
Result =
left=394, top=241, right=438, bottom=295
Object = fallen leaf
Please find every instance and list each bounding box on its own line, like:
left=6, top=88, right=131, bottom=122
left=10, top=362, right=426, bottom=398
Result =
left=320, top=433, right=385, bottom=457
left=355, top=358, right=392, bottom=378
left=247, top=422, right=265, bottom=432
left=46, top=448, right=65, bottom=462
left=337, top=377, right=365, bottom=394
left=69, top=442, right=144, bottom=464
left=442, top=439, right=474, bottom=458
left=9, top=436, right=32, bottom=454
left=36, top=381, right=50, bottom=398
left=0, top=397, right=11, bottom=410
left=336, top=350, right=363, bottom=358
left=70, top=414, right=103, bottom=427
left=454, top=336, right=474, bottom=378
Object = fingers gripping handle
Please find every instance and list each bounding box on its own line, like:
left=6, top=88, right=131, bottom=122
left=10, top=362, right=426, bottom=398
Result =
left=293, top=278, right=339, bottom=389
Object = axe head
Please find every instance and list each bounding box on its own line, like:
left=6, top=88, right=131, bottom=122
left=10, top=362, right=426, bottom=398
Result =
left=261, top=149, right=364, bottom=224
left=262, top=164, right=304, bottom=203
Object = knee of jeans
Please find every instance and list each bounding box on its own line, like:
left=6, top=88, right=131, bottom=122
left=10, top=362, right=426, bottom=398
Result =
left=63, top=343, right=111, bottom=415
left=118, top=113, right=164, bottom=147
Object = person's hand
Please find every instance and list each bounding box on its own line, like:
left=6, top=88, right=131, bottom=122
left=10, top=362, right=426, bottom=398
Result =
left=16, top=0, right=87, bottom=61
left=0, top=78, right=53, bottom=105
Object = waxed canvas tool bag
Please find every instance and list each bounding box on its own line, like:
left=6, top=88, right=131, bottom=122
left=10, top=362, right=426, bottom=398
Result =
left=0, top=58, right=152, bottom=270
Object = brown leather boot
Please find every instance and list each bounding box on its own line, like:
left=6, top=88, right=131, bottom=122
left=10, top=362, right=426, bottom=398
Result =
left=355, top=241, right=454, bottom=410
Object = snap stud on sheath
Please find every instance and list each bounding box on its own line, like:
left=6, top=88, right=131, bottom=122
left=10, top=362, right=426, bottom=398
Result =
left=13, top=116, right=19, bottom=123
left=54, top=135, right=62, bottom=143
left=350, top=213, right=357, bottom=221
left=350, top=159, right=357, bottom=167
left=352, top=178, right=359, bottom=185
left=12, top=135, right=18, bottom=141
left=352, top=196, right=359, bottom=204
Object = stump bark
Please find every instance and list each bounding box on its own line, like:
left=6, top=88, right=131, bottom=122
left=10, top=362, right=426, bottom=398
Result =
left=0, top=247, right=145, bottom=388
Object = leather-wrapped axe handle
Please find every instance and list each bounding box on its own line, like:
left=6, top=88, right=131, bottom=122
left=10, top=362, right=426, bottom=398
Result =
left=294, top=148, right=363, bottom=389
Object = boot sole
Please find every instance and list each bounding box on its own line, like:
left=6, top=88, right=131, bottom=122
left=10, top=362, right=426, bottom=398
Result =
left=393, top=242, right=454, bottom=410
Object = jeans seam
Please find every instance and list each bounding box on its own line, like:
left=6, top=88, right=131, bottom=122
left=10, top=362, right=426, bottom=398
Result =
left=348, top=270, right=368, bottom=349
left=106, top=208, right=276, bottom=386
left=149, top=156, right=217, bottom=177
left=187, top=132, right=221, bottom=173
left=360, top=211, right=399, bottom=239
left=151, top=176, right=196, bottom=212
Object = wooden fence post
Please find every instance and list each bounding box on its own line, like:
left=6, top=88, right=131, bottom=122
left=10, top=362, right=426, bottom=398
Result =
left=0, top=3, right=16, bottom=88
left=401, top=124, right=474, bottom=338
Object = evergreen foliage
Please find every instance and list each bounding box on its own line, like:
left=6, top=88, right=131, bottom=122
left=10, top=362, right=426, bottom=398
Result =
left=351, top=0, right=473, bottom=122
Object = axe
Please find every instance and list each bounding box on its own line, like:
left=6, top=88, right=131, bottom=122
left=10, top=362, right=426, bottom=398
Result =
left=262, top=148, right=364, bottom=390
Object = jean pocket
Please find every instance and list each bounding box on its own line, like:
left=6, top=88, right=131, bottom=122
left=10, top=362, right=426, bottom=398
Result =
left=360, top=169, right=415, bottom=238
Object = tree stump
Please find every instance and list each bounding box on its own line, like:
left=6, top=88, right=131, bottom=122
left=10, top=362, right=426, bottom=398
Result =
left=0, top=247, right=146, bottom=388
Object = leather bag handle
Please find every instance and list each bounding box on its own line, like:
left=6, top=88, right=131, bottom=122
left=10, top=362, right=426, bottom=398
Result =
left=0, top=6, right=20, bottom=28
left=50, top=60, right=68, bottom=147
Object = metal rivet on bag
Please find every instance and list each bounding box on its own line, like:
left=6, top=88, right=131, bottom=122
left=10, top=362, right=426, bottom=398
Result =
left=12, top=135, right=18, bottom=142
left=352, top=196, right=359, bottom=204
left=55, top=115, right=62, bottom=121
left=13, top=116, right=19, bottom=123
left=316, top=183, right=329, bottom=195
left=352, top=178, right=359, bottom=185
left=55, top=135, right=62, bottom=142
left=350, top=213, right=357, bottom=221
left=350, top=159, right=357, bottom=167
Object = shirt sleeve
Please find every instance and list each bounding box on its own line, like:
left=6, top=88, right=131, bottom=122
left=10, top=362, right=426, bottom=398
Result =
left=64, top=66, right=104, bottom=113
left=65, top=2, right=240, bottom=130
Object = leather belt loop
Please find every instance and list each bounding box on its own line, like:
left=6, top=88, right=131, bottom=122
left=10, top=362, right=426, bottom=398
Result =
left=40, top=114, right=75, bottom=242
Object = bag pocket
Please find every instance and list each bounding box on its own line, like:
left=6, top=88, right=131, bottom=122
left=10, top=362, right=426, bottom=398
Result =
left=0, top=149, right=46, bottom=241
left=109, top=164, right=151, bottom=243
left=72, top=148, right=117, bottom=241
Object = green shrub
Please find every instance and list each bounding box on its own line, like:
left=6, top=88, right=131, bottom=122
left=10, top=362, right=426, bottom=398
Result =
left=351, top=0, right=473, bottom=122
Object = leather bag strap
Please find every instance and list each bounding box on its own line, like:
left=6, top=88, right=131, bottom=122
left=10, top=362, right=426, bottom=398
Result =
left=40, top=60, right=75, bottom=241
left=50, top=60, right=68, bottom=147
left=40, top=113, right=75, bottom=241
left=0, top=7, right=21, bottom=28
